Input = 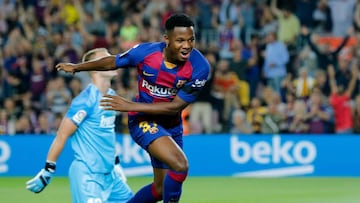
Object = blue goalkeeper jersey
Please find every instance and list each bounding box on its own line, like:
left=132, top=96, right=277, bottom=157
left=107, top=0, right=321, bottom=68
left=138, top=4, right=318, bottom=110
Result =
left=65, top=84, right=117, bottom=174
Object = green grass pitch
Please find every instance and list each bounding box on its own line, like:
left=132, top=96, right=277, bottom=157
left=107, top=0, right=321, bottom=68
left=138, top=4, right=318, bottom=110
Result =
left=0, top=176, right=359, bottom=203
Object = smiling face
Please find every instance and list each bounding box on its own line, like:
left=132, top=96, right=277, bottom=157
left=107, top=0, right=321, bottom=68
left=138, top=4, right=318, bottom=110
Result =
left=164, top=26, right=195, bottom=63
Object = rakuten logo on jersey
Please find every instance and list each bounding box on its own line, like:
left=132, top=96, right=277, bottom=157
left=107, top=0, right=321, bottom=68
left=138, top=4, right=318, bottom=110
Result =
left=141, top=80, right=177, bottom=97
left=230, top=135, right=317, bottom=165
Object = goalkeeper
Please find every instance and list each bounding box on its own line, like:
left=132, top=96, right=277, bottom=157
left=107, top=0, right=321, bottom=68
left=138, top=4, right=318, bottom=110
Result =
left=26, top=48, right=133, bottom=203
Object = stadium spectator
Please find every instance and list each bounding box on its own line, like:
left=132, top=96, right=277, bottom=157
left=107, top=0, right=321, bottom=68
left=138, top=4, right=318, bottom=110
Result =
left=3, top=97, right=20, bottom=122
left=217, top=0, right=242, bottom=40
left=280, top=73, right=296, bottom=101
left=328, top=0, right=355, bottom=36
left=45, top=76, right=71, bottom=114
left=263, top=31, right=289, bottom=93
left=261, top=101, right=285, bottom=134
left=29, top=56, right=49, bottom=106
left=68, top=77, right=83, bottom=97
left=119, top=16, right=140, bottom=50
left=271, top=0, right=300, bottom=76
left=245, top=34, right=261, bottom=99
left=15, top=113, right=34, bottom=134
left=352, top=94, right=360, bottom=133
left=353, top=0, right=360, bottom=32
left=296, top=44, right=318, bottom=77
left=288, top=99, right=309, bottom=134
left=270, top=0, right=300, bottom=47
left=213, top=59, right=241, bottom=129
left=230, top=109, right=253, bottom=134
left=295, top=0, right=317, bottom=28
left=239, top=0, right=256, bottom=44
left=34, top=111, right=53, bottom=134
left=313, top=69, right=331, bottom=97
left=257, top=4, right=278, bottom=38
left=217, top=19, right=237, bottom=60
left=301, top=26, right=350, bottom=70
left=293, top=67, right=315, bottom=99
left=197, top=0, right=219, bottom=48
left=312, top=0, right=333, bottom=34
left=328, top=64, right=358, bottom=133
left=305, top=91, right=332, bottom=134
left=103, top=0, right=125, bottom=24
left=0, top=109, right=15, bottom=135
left=246, top=97, right=267, bottom=134
left=229, top=39, right=251, bottom=106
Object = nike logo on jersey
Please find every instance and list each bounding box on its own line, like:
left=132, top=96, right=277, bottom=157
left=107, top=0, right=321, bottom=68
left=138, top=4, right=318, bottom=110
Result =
left=143, top=71, right=155, bottom=77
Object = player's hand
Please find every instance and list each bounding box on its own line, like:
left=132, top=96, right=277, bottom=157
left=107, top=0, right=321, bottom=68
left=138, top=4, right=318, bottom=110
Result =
left=100, top=95, right=131, bottom=112
left=26, top=161, right=56, bottom=193
left=56, top=63, right=77, bottom=74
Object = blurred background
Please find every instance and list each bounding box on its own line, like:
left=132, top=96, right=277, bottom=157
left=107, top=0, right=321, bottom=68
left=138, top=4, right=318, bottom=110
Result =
left=1, top=0, right=360, bottom=136
left=0, top=1, right=360, bottom=202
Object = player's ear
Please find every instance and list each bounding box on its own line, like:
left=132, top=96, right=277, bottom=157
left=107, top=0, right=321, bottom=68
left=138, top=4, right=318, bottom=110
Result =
left=163, top=34, right=169, bottom=47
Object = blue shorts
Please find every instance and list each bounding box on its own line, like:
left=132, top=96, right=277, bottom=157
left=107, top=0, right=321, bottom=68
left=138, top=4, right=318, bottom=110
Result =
left=69, top=160, right=133, bottom=203
left=128, top=116, right=183, bottom=169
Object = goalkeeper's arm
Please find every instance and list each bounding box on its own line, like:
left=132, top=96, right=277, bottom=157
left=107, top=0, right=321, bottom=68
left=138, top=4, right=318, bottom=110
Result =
left=26, top=118, right=77, bottom=193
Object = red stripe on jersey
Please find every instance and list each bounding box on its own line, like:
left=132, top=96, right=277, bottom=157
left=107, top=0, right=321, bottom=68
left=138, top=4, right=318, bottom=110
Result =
left=137, top=63, right=143, bottom=75
left=143, top=52, right=163, bottom=70
left=177, top=61, right=193, bottom=79
left=155, top=71, right=176, bottom=87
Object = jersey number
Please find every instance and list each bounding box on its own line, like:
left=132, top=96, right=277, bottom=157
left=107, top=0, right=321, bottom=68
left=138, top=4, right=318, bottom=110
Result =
left=139, top=121, right=158, bottom=133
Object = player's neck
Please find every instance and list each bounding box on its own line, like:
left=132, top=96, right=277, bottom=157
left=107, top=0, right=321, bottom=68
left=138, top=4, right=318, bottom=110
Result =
left=163, top=49, right=176, bottom=64
left=163, top=51, right=185, bottom=66
left=92, top=78, right=111, bottom=95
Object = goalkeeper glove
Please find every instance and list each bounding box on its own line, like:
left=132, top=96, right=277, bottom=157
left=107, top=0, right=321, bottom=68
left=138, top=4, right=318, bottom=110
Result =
left=26, top=161, right=56, bottom=193
left=114, top=155, right=127, bottom=182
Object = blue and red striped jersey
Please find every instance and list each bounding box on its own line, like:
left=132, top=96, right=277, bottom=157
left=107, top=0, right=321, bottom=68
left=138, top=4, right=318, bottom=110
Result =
left=115, top=42, right=210, bottom=125
left=115, top=42, right=210, bottom=103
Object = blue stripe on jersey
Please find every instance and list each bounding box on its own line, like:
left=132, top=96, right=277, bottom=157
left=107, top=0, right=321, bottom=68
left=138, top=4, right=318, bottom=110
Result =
left=177, top=49, right=210, bottom=103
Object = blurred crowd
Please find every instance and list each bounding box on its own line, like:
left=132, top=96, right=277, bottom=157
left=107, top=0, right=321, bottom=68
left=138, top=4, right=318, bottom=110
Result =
left=1, top=0, right=360, bottom=135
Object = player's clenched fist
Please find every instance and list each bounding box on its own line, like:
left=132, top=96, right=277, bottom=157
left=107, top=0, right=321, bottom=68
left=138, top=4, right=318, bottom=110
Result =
left=56, top=63, right=77, bottom=73
left=26, top=161, right=56, bottom=193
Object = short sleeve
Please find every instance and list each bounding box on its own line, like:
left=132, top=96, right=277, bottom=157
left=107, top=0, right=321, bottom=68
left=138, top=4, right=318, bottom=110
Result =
left=177, top=52, right=210, bottom=103
left=65, top=91, right=94, bottom=126
left=115, top=43, right=162, bottom=68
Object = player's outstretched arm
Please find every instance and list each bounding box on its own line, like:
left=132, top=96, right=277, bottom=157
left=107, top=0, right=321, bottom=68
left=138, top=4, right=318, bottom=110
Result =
left=56, top=55, right=117, bottom=73
left=26, top=118, right=77, bottom=193
left=100, top=95, right=189, bottom=115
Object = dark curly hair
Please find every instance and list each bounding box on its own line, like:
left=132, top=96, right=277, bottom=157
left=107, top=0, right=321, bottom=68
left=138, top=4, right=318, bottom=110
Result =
left=165, top=13, right=194, bottom=31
